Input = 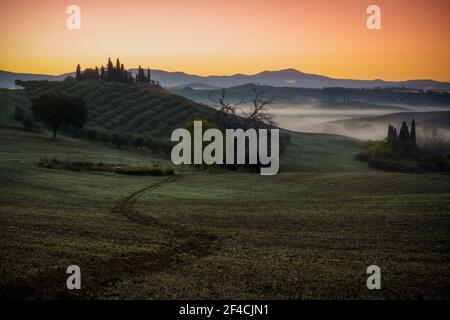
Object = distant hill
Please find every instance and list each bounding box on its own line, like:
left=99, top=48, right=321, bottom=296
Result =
left=0, top=83, right=367, bottom=171
left=14, top=80, right=215, bottom=139
left=3, top=68, right=450, bottom=90
left=333, top=111, right=450, bottom=129
left=0, top=70, right=72, bottom=89
left=171, top=83, right=450, bottom=109
left=145, top=68, right=450, bottom=90
left=318, top=111, right=450, bottom=141
left=170, top=82, right=220, bottom=91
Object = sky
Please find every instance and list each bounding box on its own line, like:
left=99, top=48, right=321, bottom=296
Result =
left=0, top=0, right=449, bottom=81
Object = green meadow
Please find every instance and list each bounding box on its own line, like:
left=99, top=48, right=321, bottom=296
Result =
left=0, top=86, right=449, bottom=299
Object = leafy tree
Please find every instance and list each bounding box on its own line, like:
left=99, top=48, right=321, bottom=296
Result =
left=30, top=92, right=87, bottom=139
left=14, top=106, right=25, bottom=122
left=112, top=133, right=125, bottom=148
left=84, top=128, right=98, bottom=141
left=81, top=68, right=99, bottom=80
left=20, top=114, right=39, bottom=131
left=133, top=136, right=144, bottom=150
left=98, top=129, right=110, bottom=145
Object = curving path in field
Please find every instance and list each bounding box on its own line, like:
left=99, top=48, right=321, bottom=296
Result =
left=1, top=176, right=221, bottom=299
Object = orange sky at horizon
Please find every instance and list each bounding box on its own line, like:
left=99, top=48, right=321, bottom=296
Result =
left=0, top=0, right=449, bottom=81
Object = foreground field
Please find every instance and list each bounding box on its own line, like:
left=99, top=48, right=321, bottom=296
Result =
left=0, top=127, right=449, bottom=299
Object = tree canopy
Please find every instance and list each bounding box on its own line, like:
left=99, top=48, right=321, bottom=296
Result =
left=31, top=92, right=87, bottom=139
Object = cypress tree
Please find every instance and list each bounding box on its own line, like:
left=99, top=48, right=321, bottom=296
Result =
left=94, top=67, right=99, bottom=80
left=107, top=58, right=113, bottom=81
left=100, top=65, right=106, bottom=80
left=137, top=65, right=144, bottom=82
left=76, top=64, right=81, bottom=81
left=116, top=58, right=121, bottom=81
left=399, top=121, right=410, bottom=141
left=120, top=64, right=125, bottom=82
left=387, top=125, right=393, bottom=140
left=410, top=119, right=416, bottom=145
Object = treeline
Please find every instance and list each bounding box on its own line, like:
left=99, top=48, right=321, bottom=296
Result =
left=322, top=87, right=450, bottom=106
left=356, top=119, right=449, bottom=172
left=387, top=120, right=416, bottom=145
left=15, top=101, right=172, bottom=155
left=74, top=58, right=159, bottom=85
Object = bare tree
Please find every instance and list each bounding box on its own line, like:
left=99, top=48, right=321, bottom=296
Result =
left=208, top=88, right=276, bottom=129
left=208, top=89, right=244, bottom=128
left=242, top=88, right=276, bottom=129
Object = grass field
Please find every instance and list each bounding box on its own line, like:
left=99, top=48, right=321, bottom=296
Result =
left=1, top=126, right=449, bottom=299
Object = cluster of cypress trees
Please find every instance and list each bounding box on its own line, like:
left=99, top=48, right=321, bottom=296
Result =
left=387, top=119, right=416, bottom=144
left=75, top=58, right=158, bottom=85
left=135, top=65, right=152, bottom=83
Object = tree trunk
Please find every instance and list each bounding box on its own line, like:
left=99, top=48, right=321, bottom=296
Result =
left=53, top=127, right=57, bottom=139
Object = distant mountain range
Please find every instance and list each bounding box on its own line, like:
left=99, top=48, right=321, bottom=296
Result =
left=0, top=70, right=71, bottom=89
left=2, top=68, right=450, bottom=90
left=134, top=68, right=450, bottom=91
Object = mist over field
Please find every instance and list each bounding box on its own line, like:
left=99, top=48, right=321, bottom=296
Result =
left=2, top=78, right=450, bottom=301
left=233, top=101, right=450, bottom=142
left=171, top=85, right=450, bottom=143
left=269, top=104, right=399, bottom=131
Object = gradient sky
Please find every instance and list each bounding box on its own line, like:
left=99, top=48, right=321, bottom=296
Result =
left=0, top=0, right=449, bottom=80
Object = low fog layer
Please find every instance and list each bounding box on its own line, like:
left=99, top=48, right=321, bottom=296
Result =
left=265, top=104, right=450, bottom=142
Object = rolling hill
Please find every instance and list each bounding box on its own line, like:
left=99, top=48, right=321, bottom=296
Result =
left=1, top=118, right=449, bottom=299
left=333, top=110, right=450, bottom=128
left=2, top=83, right=450, bottom=300
left=0, top=70, right=71, bottom=89
left=3, top=68, right=450, bottom=90
left=170, top=83, right=450, bottom=109
left=318, top=111, right=450, bottom=141
left=138, top=68, right=450, bottom=90
left=15, top=80, right=214, bottom=138
left=1, top=81, right=367, bottom=171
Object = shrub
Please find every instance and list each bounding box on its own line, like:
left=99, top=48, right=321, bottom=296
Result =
left=14, top=106, right=25, bottom=122
left=165, top=167, right=175, bottom=175
left=37, top=157, right=174, bottom=176
left=20, top=113, right=39, bottom=131
left=356, top=140, right=450, bottom=172
left=113, top=165, right=164, bottom=176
